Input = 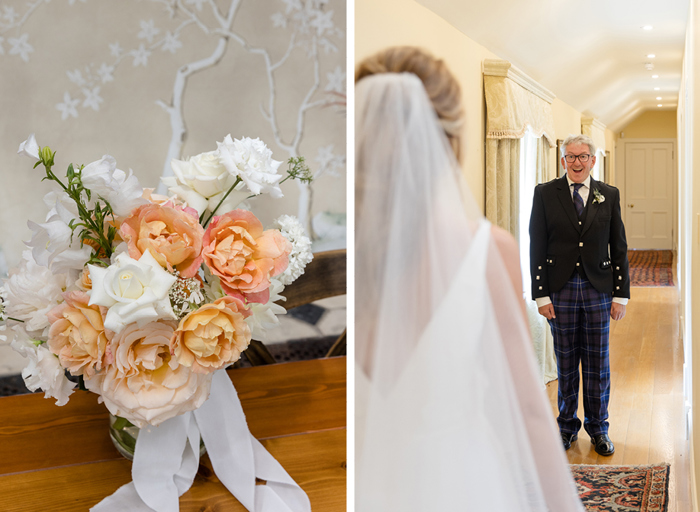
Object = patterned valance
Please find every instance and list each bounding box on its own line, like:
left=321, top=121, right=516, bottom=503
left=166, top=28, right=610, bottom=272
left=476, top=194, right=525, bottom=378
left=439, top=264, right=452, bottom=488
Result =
left=483, top=59, right=556, bottom=146
left=581, top=117, right=606, bottom=154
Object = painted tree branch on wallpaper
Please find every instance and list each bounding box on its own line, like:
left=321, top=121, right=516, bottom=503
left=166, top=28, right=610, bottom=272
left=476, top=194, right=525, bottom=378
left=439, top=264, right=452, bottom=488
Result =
left=0, top=0, right=345, bottom=241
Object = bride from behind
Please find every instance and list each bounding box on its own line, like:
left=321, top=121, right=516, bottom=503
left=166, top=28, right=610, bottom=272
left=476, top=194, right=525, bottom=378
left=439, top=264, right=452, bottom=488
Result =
left=355, top=47, right=585, bottom=511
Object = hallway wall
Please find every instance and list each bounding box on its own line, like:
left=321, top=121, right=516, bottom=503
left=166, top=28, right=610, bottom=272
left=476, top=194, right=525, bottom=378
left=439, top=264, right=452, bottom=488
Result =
left=620, top=110, right=678, bottom=139
left=679, top=0, right=699, bottom=508
left=356, top=0, right=619, bottom=209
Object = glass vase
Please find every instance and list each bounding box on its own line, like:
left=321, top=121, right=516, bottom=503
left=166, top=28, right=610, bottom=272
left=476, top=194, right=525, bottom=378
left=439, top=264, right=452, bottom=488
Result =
left=108, top=413, right=206, bottom=461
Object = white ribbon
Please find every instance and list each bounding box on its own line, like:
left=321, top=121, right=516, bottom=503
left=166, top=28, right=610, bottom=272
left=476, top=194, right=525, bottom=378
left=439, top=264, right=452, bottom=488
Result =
left=91, top=370, right=311, bottom=512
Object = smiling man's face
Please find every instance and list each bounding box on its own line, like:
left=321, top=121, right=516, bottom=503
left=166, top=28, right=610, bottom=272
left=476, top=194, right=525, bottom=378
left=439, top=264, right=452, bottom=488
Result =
left=563, top=142, right=596, bottom=183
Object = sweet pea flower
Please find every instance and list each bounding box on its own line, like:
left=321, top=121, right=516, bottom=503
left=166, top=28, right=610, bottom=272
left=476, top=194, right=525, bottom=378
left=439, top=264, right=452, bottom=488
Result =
left=26, top=190, right=92, bottom=274
left=245, top=278, right=287, bottom=341
left=18, top=134, right=40, bottom=160
left=80, top=155, right=147, bottom=217
left=10, top=324, right=76, bottom=406
left=88, top=251, right=178, bottom=333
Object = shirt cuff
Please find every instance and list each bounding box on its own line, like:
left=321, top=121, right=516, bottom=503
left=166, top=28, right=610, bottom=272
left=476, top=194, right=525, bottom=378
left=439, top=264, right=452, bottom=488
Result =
left=612, top=297, right=628, bottom=306
left=535, top=296, right=552, bottom=308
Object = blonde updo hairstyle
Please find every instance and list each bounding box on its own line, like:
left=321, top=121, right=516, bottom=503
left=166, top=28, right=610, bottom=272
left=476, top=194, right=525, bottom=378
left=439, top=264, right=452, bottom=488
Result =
left=356, top=46, right=464, bottom=161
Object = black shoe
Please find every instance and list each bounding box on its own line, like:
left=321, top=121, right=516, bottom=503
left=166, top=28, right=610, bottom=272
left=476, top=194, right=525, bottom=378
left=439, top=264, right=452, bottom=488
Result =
left=561, top=432, right=578, bottom=450
left=590, top=433, right=615, bottom=456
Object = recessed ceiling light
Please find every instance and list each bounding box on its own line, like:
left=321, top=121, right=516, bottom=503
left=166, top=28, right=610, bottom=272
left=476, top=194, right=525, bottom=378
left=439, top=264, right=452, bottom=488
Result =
left=656, top=96, right=662, bottom=100
left=654, top=87, right=660, bottom=90
left=652, top=74, right=659, bottom=78
left=647, top=54, right=656, bottom=58
left=643, top=25, right=653, bottom=30
left=658, top=104, right=663, bottom=107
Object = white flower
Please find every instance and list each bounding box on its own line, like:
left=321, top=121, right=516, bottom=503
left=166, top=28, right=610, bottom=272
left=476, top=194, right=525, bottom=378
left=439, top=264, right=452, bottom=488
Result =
left=18, top=134, right=40, bottom=160
left=80, top=155, right=147, bottom=217
left=2, top=250, right=70, bottom=336
left=162, top=150, right=243, bottom=216
left=8, top=33, right=33, bottom=62
left=82, top=86, right=103, bottom=111
left=88, top=251, right=178, bottom=333
left=217, top=135, right=284, bottom=198
left=593, top=189, right=606, bottom=205
left=246, top=278, right=287, bottom=341
left=11, top=325, right=75, bottom=406
left=26, top=190, right=92, bottom=274
left=274, top=215, right=313, bottom=285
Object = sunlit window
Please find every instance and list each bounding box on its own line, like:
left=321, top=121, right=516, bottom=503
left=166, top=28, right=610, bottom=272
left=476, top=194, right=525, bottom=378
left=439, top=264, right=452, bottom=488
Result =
left=519, top=128, right=538, bottom=301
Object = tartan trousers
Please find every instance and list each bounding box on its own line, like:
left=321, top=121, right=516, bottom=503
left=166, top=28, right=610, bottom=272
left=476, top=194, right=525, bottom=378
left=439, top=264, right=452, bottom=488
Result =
left=548, top=274, right=613, bottom=436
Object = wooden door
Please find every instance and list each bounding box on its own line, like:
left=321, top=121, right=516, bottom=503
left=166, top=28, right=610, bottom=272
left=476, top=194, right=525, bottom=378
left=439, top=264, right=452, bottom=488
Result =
left=624, top=142, right=674, bottom=249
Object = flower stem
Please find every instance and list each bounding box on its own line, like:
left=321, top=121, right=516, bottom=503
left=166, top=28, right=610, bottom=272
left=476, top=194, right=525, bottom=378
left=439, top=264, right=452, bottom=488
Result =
left=201, top=177, right=242, bottom=228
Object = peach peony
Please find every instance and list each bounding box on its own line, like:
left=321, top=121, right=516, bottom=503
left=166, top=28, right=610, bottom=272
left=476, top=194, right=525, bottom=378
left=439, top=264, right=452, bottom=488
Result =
left=84, top=320, right=212, bottom=427
left=47, top=290, right=110, bottom=378
left=171, top=296, right=251, bottom=374
left=119, top=202, right=204, bottom=278
left=202, top=210, right=291, bottom=303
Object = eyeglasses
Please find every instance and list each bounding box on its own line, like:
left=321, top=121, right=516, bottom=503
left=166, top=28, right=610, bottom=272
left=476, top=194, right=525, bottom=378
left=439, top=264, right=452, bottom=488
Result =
left=564, top=154, right=592, bottom=163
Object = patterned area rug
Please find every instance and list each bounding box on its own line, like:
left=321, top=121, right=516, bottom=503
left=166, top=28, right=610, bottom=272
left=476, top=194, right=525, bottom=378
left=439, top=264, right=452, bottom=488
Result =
left=628, top=250, right=674, bottom=287
left=572, top=463, right=670, bottom=512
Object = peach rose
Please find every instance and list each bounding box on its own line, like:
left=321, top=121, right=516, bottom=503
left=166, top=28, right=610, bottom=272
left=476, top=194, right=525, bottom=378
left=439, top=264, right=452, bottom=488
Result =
left=119, top=202, right=204, bottom=278
left=84, top=320, right=212, bottom=427
left=171, top=296, right=251, bottom=374
left=202, top=209, right=291, bottom=303
left=47, top=290, right=110, bottom=378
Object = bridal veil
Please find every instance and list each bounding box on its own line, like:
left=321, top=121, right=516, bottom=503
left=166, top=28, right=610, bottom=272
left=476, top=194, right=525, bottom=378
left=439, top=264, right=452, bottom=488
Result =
left=355, top=71, right=584, bottom=511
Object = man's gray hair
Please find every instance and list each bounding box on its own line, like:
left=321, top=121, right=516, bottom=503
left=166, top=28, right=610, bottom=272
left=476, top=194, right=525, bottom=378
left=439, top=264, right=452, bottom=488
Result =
left=561, top=134, right=596, bottom=156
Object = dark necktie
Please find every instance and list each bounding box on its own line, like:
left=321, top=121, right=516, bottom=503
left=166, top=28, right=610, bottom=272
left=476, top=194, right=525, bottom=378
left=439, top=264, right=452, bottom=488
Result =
left=572, top=183, right=584, bottom=219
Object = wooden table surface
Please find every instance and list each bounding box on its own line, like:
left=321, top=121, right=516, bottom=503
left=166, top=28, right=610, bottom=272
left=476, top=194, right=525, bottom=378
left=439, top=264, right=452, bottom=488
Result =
left=0, top=357, right=347, bottom=511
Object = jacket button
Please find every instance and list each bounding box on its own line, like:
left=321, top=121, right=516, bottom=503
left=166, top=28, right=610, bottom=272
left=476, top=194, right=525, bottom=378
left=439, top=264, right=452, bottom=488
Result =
left=616, top=286, right=620, bottom=290
left=536, top=276, right=540, bottom=280
left=616, top=266, right=620, bottom=270
left=538, top=266, right=542, bottom=270
left=618, top=276, right=622, bottom=280
left=576, top=262, right=580, bottom=266
left=579, top=242, right=583, bottom=247
left=539, top=286, right=543, bottom=290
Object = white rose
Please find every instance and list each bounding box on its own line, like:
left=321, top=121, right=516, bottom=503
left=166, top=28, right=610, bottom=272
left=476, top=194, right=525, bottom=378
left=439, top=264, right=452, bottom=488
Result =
left=2, top=250, right=72, bottom=336
left=88, top=251, right=178, bottom=333
left=162, top=150, right=245, bottom=216
left=18, top=134, right=40, bottom=160
left=81, top=155, right=147, bottom=217
left=25, top=190, right=92, bottom=274
left=84, top=320, right=212, bottom=427
left=10, top=325, right=76, bottom=406
left=217, top=135, right=284, bottom=198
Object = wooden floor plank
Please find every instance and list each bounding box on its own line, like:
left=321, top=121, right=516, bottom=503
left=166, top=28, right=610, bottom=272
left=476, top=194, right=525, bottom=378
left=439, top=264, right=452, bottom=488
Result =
left=546, top=286, right=689, bottom=509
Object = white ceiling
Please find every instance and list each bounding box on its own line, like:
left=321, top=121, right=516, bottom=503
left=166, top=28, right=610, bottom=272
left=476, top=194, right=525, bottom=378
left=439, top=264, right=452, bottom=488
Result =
left=416, top=0, right=689, bottom=132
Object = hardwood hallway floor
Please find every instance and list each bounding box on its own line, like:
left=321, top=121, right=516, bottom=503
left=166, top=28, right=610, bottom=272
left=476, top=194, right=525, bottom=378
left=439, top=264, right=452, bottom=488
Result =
left=546, top=286, right=690, bottom=511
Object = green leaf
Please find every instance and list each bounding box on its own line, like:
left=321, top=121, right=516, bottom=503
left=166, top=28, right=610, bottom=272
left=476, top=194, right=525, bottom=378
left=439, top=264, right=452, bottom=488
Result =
left=112, top=416, right=134, bottom=431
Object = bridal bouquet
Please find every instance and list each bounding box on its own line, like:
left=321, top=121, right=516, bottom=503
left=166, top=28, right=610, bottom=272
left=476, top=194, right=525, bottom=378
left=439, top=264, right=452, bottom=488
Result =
left=0, top=134, right=313, bottom=428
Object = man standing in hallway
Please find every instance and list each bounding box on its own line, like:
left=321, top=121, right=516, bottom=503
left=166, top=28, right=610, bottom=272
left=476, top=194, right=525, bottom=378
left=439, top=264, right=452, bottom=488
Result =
left=529, top=134, right=630, bottom=456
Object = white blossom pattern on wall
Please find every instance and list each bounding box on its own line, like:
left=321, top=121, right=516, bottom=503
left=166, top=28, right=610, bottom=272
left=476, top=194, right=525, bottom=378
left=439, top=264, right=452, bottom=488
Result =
left=0, top=0, right=345, bottom=241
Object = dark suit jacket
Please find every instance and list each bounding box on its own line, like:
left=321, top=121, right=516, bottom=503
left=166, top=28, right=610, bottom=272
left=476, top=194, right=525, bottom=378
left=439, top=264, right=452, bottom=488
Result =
left=529, top=175, right=630, bottom=300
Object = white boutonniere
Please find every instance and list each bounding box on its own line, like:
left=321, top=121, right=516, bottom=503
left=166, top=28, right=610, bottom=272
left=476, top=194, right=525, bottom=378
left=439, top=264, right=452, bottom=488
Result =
left=592, top=189, right=605, bottom=205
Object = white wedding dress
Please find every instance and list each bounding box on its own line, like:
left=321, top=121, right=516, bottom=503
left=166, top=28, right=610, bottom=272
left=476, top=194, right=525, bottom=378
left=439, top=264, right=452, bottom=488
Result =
left=355, top=72, right=585, bottom=512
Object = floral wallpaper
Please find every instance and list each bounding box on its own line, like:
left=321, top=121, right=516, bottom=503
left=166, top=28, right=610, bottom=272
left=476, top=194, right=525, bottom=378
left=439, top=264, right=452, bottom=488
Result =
left=0, top=0, right=346, bottom=273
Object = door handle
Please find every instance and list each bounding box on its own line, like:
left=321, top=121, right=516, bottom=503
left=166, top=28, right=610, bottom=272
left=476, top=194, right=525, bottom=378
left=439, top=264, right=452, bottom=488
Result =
left=627, top=204, right=634, bottom=208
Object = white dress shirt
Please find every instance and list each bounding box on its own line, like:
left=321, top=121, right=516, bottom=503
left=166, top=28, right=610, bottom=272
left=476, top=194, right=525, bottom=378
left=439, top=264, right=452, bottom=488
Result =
left=535, top=175, right=628, bottom=308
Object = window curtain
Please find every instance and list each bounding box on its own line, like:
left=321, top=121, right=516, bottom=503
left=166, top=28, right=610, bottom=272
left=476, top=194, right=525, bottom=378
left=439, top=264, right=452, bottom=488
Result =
left=581, top=117, right=607, bottom=181
left=483, top=60, right=558, bottom=384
